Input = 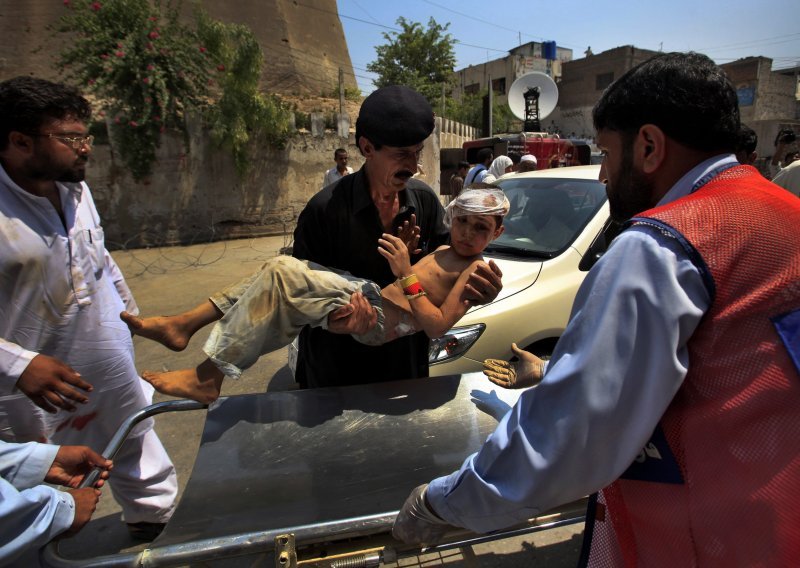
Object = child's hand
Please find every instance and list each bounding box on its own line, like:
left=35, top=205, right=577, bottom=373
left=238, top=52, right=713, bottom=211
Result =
left=378, top=233, right=413, bottom=278
left=396, top=213, right=422, bottom=256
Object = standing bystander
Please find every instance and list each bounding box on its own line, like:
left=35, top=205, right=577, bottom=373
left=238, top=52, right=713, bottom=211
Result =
left=464, top=148, right=493, bottom=187
left=447, top=160, right=469, bottom=203
left=516, top=154, right=538, bottom=173
left=322, top=147, right=353, bottom=188
left=0, top=77, right=177, bottom=542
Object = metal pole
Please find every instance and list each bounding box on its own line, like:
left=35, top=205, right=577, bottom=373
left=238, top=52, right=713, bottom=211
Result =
left=488, top=74, right=493, bottom=138
left=339, top=68, right=345, bottom=117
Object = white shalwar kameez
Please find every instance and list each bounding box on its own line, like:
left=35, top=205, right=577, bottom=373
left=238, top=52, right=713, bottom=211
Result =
left=0, top=163, right=177, bottom=524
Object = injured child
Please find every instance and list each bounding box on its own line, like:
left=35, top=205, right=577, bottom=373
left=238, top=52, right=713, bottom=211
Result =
left=122, top=188, right=509, bottom=403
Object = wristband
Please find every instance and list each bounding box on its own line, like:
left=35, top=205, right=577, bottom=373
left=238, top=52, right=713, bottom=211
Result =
left=397, top=274, right=427, bottom=299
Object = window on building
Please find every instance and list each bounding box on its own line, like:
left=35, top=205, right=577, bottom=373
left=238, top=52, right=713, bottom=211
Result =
left=464, top=83, right=480, bottom=95
left=596, top=72, right=614, bottom=91
left=492, top=77, right=506, bottom=95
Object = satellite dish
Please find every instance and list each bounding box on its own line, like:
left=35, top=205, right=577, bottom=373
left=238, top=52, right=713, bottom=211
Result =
left=508, top=72, right=558, bottom=131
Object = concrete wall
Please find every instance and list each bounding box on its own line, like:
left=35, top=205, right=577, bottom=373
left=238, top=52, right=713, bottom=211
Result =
left=86, top=115, right=481, bottom=249
left=558, top=46, right=658, bottom=109
left=87, top=122, right=364, bottom=249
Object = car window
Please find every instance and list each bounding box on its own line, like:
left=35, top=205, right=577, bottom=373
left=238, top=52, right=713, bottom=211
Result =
left=488, top=177, right=607, bottom=257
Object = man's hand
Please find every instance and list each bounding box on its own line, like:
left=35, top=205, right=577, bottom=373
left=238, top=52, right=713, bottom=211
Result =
left=378, top=234, right=413, bottom=278
left=396, top=213, right=422, bottom=256
left=392, top=484, right=453, bottom=545
left=16, top=354, right=93, bottom=413
left=327, top=292, right=378, bottom=335
left=46, top=446, right=113, bottom=489
left=463, top=260, right=503, bottom=306
left=60, top=487, right=101, bottom=538
left=483, top=343, right=545, bottom=389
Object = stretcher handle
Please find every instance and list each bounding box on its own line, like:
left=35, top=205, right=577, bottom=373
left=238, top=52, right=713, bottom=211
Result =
left=80, top=399, right=207, bottom=489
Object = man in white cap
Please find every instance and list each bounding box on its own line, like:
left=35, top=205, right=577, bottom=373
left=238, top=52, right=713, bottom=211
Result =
left=517, top=154, right=538, bottom=173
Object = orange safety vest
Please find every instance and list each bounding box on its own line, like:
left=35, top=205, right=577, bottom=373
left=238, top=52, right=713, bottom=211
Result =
left=583, top=165, right=800, bottom=567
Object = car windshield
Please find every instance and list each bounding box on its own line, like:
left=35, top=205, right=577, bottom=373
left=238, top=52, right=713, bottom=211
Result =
left=487, top=176, right=607, bottom=257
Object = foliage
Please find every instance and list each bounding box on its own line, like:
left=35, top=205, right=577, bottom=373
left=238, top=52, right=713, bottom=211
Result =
left=445, top=93, right=521, bottom=135
left=367, top=17, right=456, bottom=107
left=56, top=0, right=209, bottom=180
left=56, top=0, right=293, bottom=180
left=321, top=85, right=362, bottom=102
left=195, top=12, right=293, bottom=177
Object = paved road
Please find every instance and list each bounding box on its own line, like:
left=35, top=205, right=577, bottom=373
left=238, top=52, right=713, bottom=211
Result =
left=55, top=235, right=584, bottom=566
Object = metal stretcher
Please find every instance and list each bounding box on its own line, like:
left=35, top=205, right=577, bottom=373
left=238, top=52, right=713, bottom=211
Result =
left=43, top=373, right=587, bottom=567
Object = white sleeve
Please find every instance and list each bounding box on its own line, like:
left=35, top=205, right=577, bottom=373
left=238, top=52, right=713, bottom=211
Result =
left=426, top=226, right=710, bottom=533
left=104, top=250, right=139, bottom=315
left=0, top=338, right=38, bottom=394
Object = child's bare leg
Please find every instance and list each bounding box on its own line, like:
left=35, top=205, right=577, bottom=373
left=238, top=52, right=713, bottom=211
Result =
left=121, top=300, right=223, bottom=351
left=141, top=359, right=224, bottom=404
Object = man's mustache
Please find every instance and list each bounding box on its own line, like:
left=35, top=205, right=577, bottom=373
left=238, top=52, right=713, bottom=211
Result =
left=395, top=170, right=414, bottom=180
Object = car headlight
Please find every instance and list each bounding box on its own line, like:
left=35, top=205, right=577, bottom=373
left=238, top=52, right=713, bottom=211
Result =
left=429, top=324, right=485, bottom=364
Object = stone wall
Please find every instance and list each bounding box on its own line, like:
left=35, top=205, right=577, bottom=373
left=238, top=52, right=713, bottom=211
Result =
left=0, top=0, right=355, bottom=95
left=86, top=115, right=479, bottom=250
left=87, top=123, right=365, bottom=250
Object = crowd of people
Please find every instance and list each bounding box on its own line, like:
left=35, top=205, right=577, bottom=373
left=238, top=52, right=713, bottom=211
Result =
left=2, top=48, right=799, bottom=566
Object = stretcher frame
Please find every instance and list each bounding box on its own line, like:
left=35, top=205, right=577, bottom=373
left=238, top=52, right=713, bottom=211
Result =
left=42, top=373, right=587, bottom=567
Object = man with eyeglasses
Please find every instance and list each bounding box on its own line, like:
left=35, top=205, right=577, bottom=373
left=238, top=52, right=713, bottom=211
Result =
left=0, top=76, right=177, bottom=542
left=292, top=85, right=503, bottom=389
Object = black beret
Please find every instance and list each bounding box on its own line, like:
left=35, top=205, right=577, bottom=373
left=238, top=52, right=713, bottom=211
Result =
left=355, top=85, right=434, bottom=148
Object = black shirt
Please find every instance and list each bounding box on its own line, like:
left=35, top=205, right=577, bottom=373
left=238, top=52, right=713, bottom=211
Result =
left=292, top=166, right=448, bottom=388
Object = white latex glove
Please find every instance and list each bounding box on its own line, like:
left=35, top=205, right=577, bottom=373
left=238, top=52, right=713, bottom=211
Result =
left=392, top=484, right=452, bottom=544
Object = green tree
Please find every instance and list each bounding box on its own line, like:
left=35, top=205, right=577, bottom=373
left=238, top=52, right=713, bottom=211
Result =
left=57, top=0, right=208, bottom=180
left=446, top=94, right=521, bottom=136
left=196, top=12, right=293, bottom=177
left=367, top=17, right=456, bottom=106
left=56, top=0, right=293, bottom=180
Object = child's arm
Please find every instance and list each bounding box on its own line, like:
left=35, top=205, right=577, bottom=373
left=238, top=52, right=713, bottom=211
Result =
left=378, top=234, right=478, bottom=339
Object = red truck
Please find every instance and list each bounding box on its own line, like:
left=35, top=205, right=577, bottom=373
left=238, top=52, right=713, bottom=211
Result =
left=439, top=132, right=594, bottom=197
left=462, top=132, right=592, bottom=171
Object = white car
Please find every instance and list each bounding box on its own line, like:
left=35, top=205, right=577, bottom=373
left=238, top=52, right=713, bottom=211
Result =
left=429, top=164, right=620, bottom=375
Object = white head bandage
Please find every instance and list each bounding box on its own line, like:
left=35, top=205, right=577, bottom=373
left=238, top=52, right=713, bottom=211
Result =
left=444, top=188, right=510, bottom=228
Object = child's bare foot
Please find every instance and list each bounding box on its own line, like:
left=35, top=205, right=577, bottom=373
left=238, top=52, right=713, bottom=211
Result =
left=141, top=360, right=224, bottom=405
left=121, top=311, right=193, bottom=351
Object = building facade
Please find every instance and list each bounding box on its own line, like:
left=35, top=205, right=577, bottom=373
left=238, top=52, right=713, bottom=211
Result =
left=453, top=41, right=573, bottom=108
left=454, top=42, right=799, bottom=159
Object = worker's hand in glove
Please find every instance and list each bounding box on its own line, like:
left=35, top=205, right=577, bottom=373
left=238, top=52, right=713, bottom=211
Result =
left=483, top=343, right=545, bottom=389
left=392, top=484, right=453, bottom=545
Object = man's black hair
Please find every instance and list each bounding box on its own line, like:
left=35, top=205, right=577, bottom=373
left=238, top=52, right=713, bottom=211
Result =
left=592, top=52, right=740, bottom=154
left=477, top=147, right=493, bottom=164
left=0, top=76, right=91, bottom=152
left=457, top=160, right=470, bottom=170
left=334, top=148, right=348, bottom=158
left=737, top=124, right=758, bottom=155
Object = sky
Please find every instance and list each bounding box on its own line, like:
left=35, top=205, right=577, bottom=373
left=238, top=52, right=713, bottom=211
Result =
left=336, top=0, right=800, bottom=95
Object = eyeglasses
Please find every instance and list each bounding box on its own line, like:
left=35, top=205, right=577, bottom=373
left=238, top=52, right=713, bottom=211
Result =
left=31, top=133, right=94, bottom=150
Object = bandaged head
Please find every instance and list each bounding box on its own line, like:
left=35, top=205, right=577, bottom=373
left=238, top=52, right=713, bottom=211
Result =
left=444, top=188, right=510, bottom=228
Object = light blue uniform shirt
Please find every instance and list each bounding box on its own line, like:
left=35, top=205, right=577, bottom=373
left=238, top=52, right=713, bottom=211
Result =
left=426, top=155, right=738, bottom=532
left=0, top=441, right=75, bottom=565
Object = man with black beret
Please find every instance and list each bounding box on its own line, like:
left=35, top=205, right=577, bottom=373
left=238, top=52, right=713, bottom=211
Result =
left=292, top=85, right=503, bottom=388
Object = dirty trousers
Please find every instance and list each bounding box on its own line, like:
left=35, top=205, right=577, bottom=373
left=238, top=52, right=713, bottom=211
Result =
left=203, top=256, right=385, bottom=378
